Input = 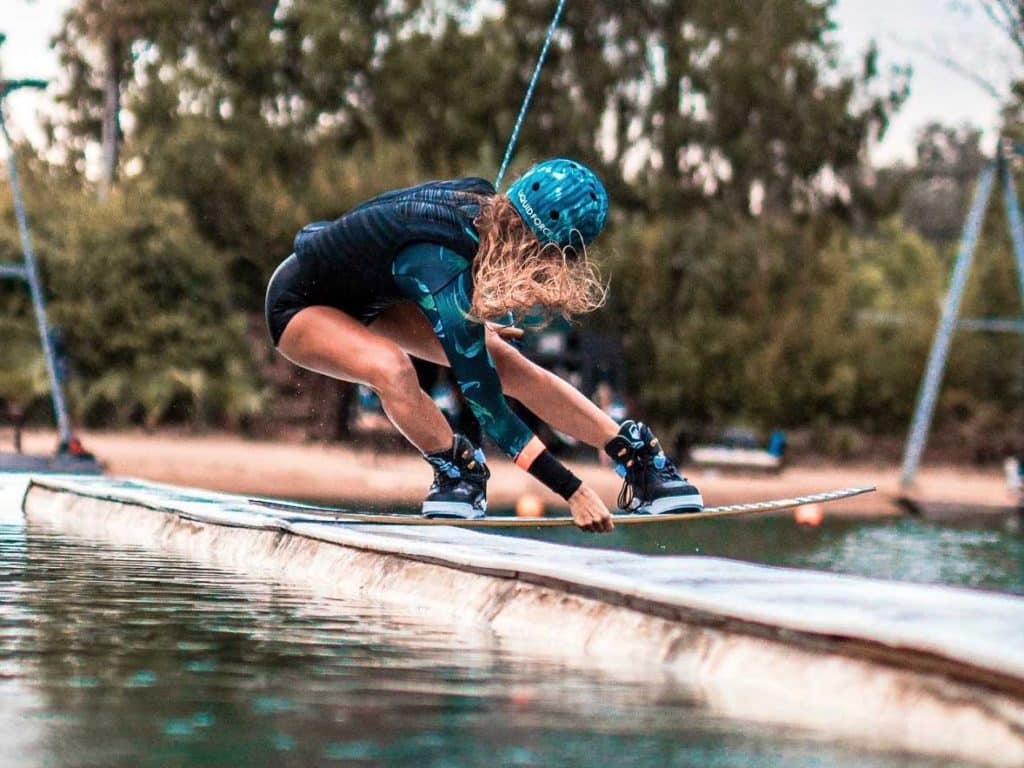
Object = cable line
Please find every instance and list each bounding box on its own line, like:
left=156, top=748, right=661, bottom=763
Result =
left=494, top=0, right=567, bottom=190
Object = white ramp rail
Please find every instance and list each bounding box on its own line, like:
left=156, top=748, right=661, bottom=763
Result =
left=18, top=476, right=1024, bottom=767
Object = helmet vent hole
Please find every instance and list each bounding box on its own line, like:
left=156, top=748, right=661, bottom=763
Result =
left=532, top=182, right=540, bottom=191
left=550, top=211, right=560, bottom=220
left=589, top=193, right=597, bottom=200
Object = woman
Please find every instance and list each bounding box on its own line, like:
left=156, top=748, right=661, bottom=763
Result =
left=265, top=158, right=703, bottom=532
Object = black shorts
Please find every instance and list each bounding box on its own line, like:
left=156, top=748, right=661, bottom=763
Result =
left=264, top=254, right=394, bottom=346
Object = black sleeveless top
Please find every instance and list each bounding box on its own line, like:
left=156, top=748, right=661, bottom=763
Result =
left=293, top=177, right=494, bottom=304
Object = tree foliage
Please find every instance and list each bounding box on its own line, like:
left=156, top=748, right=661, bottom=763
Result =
left=47, top=0, right=910, bottom=297
left=4, top=0, right=1018, bottom=450
left=0, top=166, right=259, bottom=429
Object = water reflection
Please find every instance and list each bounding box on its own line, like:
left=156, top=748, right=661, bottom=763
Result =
left=0, top=519, right=956, bottom=768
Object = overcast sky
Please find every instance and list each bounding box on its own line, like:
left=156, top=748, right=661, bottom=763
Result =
left=1, top=0, right=1020, bottom=166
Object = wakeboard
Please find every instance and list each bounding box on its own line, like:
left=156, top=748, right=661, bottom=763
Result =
left=247, top=486, right=875, bottom=527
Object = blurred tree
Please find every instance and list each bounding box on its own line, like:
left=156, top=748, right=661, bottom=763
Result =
left=50, top=0, right=421, bottom=302
left=0, top=325, right=51, bottom=448
left=982, top=1, right=1024, bottom=145
left=979, top=1, right=1024, bottom=55
left=0, top=168, right=262, bottom=430
left=564, top=0, right=910, bottom=437
left=900, top=123, right=987, bottom=243
left=833, top=221, right=946, bottom=431
left=48, top=0, right=909, bottom=303
left=597, top=211, right=940, bottom=438
left=35, top=0, right=988, bottom=449
left=51, top=0, right=180, bottom=197
left=507, top=1, right=909, bottom=215
left=942, top=3, right=1024, bottom=456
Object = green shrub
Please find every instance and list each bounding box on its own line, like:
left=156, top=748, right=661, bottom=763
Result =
left=0, top=178, right=263, bottom=429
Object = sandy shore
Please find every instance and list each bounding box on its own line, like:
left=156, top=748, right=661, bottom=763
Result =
left=7, top=429, right=1018, bottom=516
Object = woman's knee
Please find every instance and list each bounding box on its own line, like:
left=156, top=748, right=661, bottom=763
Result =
left=365, top=346, right=419, bottom=396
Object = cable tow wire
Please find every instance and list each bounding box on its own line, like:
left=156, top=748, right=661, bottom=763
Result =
left=494, top=0, right=567, bottom=191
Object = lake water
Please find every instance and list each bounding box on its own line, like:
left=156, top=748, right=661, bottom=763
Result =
left=0, top=490, right=1014, bottom=766
left=504, top=512, right=1024, bottom=595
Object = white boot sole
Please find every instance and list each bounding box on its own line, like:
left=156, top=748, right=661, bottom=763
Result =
left=636, top=493, right=705, bottom=515
left=421, top=500, right=487, bottom=519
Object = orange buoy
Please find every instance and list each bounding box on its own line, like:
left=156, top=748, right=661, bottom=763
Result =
left=516, top=493, right=545, bottom=518
left=510, top=686, right=536, bottom=708
left=794, top=503, right=824, bottom=526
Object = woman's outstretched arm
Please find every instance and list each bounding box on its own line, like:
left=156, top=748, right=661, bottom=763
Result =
left=393, top=243, right=613, bottom=531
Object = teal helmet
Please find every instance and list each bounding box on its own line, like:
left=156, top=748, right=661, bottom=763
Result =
left=507, top=158, right=608, bottom=251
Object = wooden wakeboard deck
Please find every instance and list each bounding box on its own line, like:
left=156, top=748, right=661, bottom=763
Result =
left=248, top=486, right=876, bottom=527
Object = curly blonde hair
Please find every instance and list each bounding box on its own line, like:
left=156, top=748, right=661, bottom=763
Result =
left=470, top=194, right=606, bottom=323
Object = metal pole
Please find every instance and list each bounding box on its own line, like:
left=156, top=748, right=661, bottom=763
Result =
left=0, top=104, right=73, bottom=445
left=1002, top=149, right=1024, bottom=464
left=900, top=161, right=997, bottom=489
left=1001, top=153, right=1024, bottom=305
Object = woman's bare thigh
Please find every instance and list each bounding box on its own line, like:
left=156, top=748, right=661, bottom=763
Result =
left=369, top=302, right=449, bottom=365
left=277, top=305, right=412, bottom=385
left=371, top=301, right=534, bottom=378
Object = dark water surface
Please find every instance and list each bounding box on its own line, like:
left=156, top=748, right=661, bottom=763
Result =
left=0, top=505, right=967, bottom=768
left=501, top=512, right=1024, bottom=596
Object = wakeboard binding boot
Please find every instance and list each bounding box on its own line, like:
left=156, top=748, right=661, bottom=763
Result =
left=604, top=420, right=704, bottom=514
left=422, top=434, right=490, bottom=519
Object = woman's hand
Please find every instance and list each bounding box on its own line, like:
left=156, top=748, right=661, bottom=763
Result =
left=485, top=321, right=525, bottom=341
left=568, top=484, right=614, bottom=533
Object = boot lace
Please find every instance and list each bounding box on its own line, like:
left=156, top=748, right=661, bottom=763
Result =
left=617, top=461, right=645, bottom=511
left=616, top=441, right=682, bottom=511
